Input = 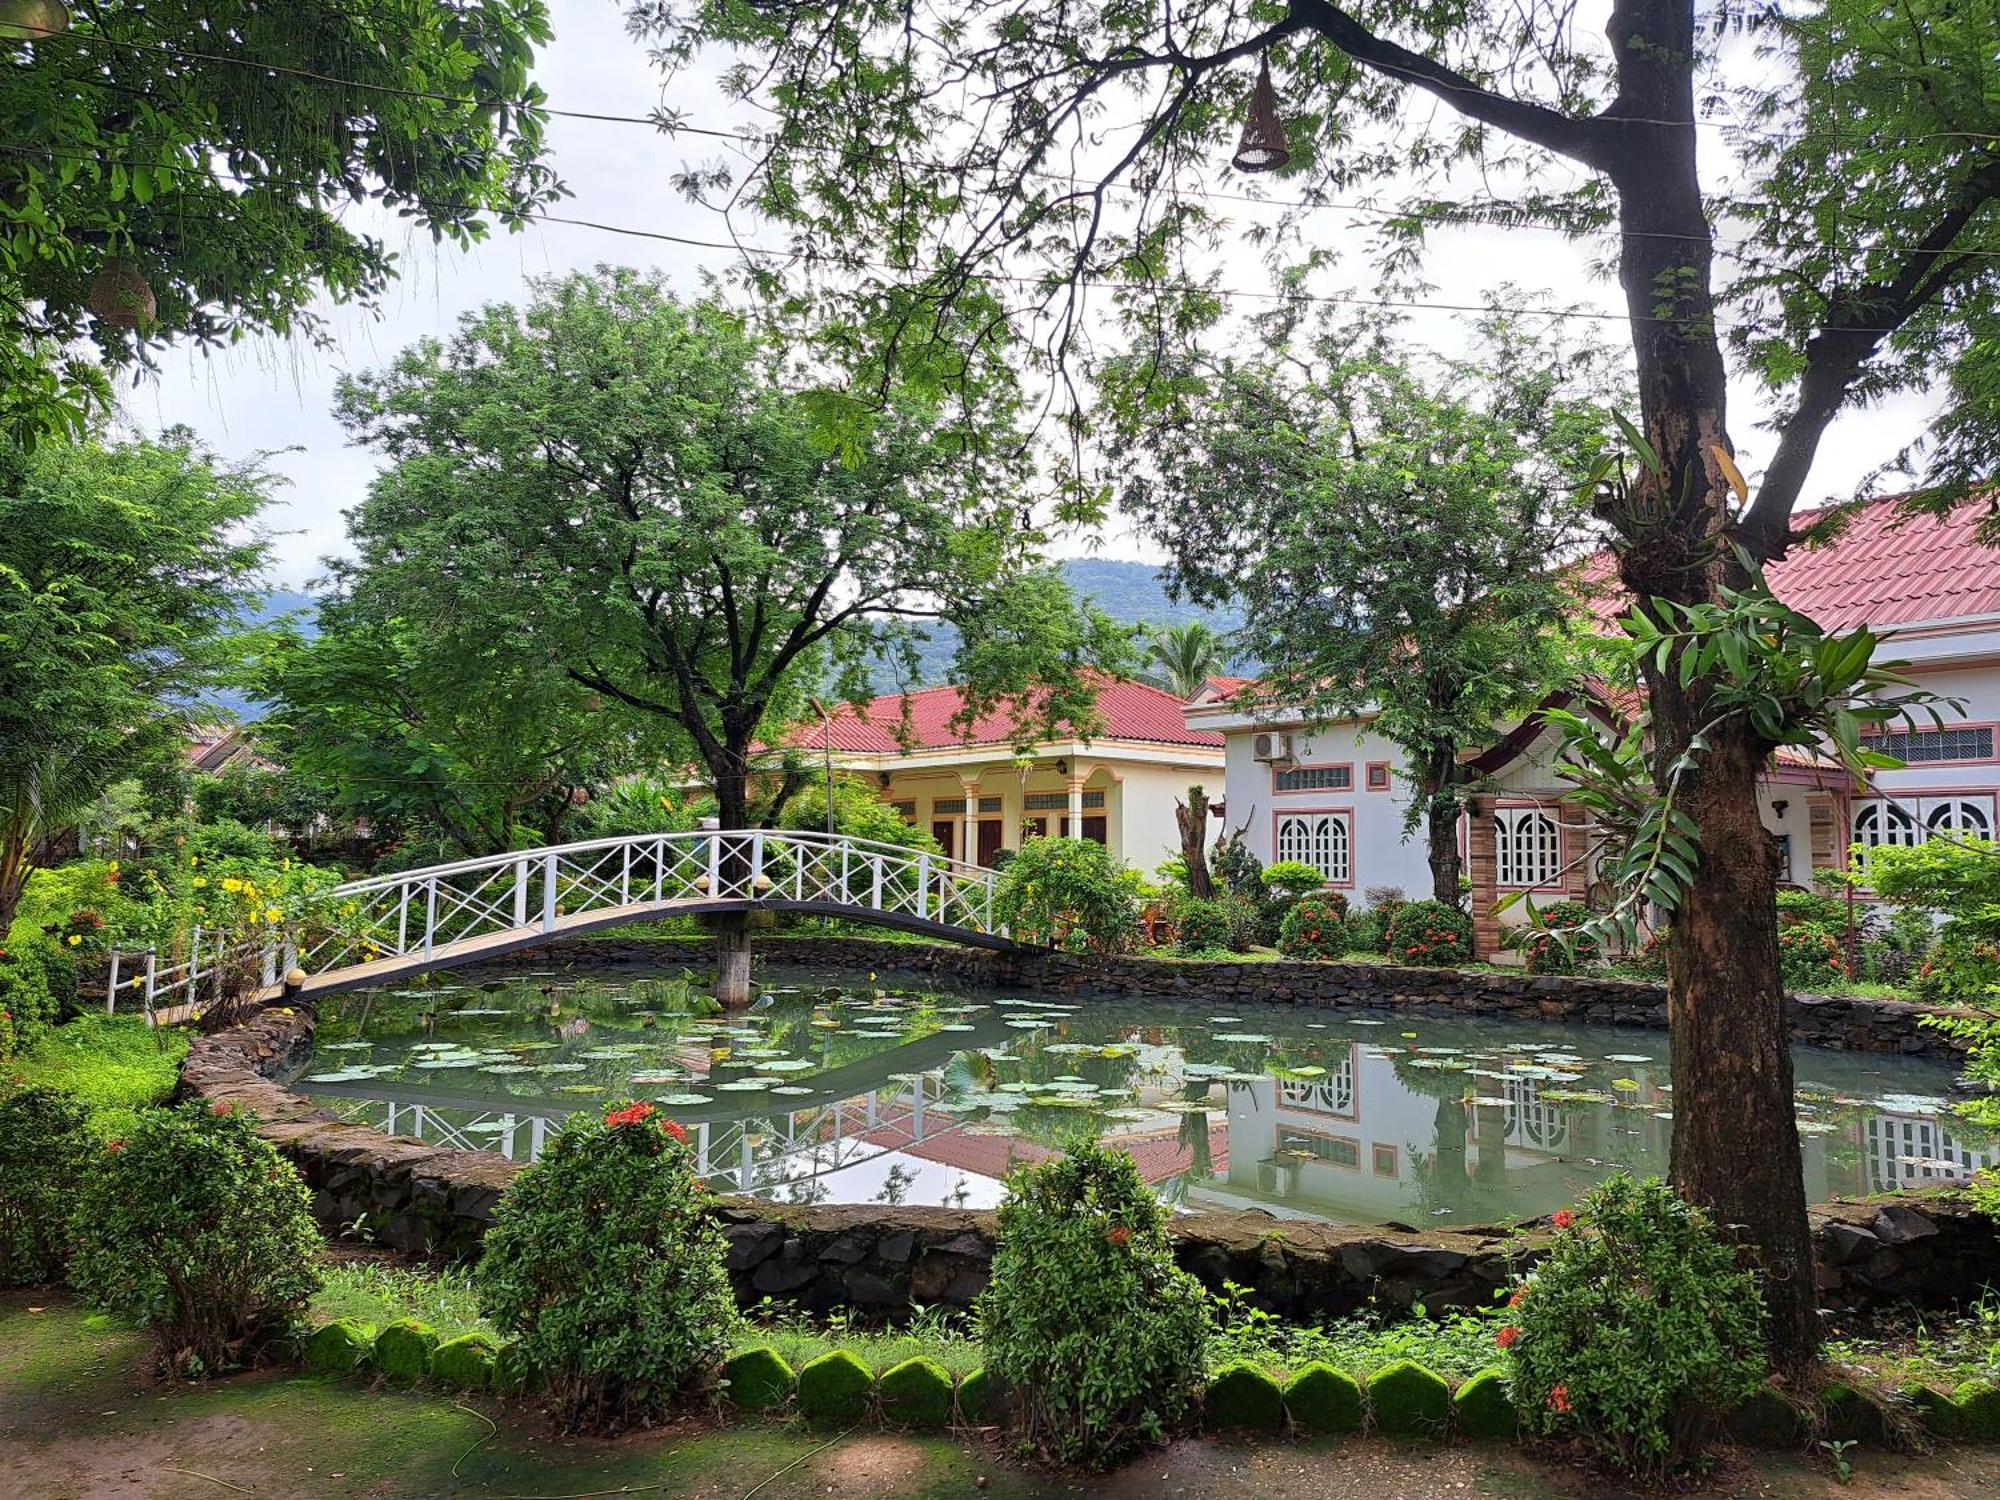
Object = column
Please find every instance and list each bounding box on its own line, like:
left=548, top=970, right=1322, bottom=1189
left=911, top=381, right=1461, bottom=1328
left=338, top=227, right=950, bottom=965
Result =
left=1467, top=807, right=1502, bottom=960
left=1066, top=773, right=1086, bottom=835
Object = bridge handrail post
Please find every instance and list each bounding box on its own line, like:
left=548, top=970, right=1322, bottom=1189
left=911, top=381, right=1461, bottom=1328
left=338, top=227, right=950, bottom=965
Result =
left=620, top=843, right=632, bottom=906
left=871, top=852, right=884, bottom=911
left=984, top=873, right=995, bottom=933
left=142, top=948, right=157, bottom=1021
left=542, top=852, right=559, bottom=931
left=514, top=857, right=529, bottom=925
left=260, top=938, right=277, bottom=988
left=706, top=829, right=721, bottom=895
left=397, top=881, right=410, bottom=954
left=190, top=925, right=201, bottom=1008
left=653, top=837, right=666, bottom=904
left=106, top=950, right=121, bottom=1014
left=838, top=843, right=850, bottom=906
left=916, top=852, right=931, bottom=922
left=749, top=830, right=766, bottom=898
left=424, top=877, right=438, bottom=961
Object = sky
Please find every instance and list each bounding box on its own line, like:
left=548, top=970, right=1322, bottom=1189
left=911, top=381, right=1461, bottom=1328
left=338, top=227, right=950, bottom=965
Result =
left=122, top=0, right=1944, bottom=591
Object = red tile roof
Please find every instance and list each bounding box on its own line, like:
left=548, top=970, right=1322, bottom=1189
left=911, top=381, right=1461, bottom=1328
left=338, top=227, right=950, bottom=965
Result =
left=808, top=675, right=1224, bottom=754
left=1583, top=495, right=2000, bottom=631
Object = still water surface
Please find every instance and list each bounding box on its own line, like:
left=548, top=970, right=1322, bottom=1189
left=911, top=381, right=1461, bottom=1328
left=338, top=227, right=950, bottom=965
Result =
left=295, top=963, right=1987, bottom=1225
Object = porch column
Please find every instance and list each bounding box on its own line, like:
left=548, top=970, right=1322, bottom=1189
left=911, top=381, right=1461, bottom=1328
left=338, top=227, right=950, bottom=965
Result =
left=1467, top=805, right=1502, bottom=959
left=1066, top=773, right=1086, bottom=833
left=960, top=774, right=982, bottom=862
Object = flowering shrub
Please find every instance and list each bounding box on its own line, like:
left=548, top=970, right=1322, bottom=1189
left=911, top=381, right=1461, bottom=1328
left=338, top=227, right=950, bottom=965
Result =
left=1777, top=921, right=1847, bottom=989
left=1384, top=899, right=1476, bottom=966
left=1259, top=860, right=1328, bottom=905
left=0, top=923, right=78, bottom=1056
left=1277, top=894, right=1350, bottom=960
left=0, top=1087, right=98, bottom=1284
left=1518, top=899, right=1601, bottom=975
left=1500, top=1174, right=1765, bottom=1476
left=979, top=1138, right=1210, bottom=1467
left=1170, top=896, right=1233, bottom=955
left=477, top=1098, right=738, bottom=1432
left=992, top=837, right=1142, bottom=955
left=67, top=1101, right=322, bottom=1376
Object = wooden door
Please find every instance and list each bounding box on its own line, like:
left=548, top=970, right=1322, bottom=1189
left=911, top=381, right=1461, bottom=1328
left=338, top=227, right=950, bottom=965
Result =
left=976, top=819, right=1004, bottom=866
left=930, top=820, right=955, bottom=859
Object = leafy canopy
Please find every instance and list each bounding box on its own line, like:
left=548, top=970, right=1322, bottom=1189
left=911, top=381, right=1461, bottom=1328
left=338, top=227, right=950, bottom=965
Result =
left=0, top=0, right=563, bottom=446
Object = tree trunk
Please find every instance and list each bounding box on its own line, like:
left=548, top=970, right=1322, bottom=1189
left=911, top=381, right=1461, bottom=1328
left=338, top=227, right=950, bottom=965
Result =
left=1177, top=787, right=1215, bottom=900
left=711, top=746, right=755, bottom=1009
left=1425, top=792, right=1461, bottom=906
left=0, top=826, right=27, bottom=934
left=712, top=912, right=753, bottom=1009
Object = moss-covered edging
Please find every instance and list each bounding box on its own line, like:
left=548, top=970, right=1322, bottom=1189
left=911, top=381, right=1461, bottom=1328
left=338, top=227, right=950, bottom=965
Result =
left=506, top=933, right=1962, bottom=1057
left=299, top=1328, right=2000, bottom=1450
left=184, top=1004, right=2000, bottom=1315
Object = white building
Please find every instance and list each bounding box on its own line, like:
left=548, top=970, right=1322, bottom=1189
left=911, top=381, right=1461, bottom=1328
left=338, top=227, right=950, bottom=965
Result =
left=1186, top=497, right=2000, bottom=957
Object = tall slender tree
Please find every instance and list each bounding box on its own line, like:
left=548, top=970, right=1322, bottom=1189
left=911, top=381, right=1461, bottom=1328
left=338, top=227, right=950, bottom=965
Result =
left=335, top=268, right=1126, bottom=1002
left=632, top=0, right=2000, bottom=1370
left=1148, top=621, right=1225, bottom=699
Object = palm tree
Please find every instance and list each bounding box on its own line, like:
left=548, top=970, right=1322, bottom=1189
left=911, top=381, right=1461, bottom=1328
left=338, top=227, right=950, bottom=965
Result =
left=1148, top=621, right=1225, bottom=699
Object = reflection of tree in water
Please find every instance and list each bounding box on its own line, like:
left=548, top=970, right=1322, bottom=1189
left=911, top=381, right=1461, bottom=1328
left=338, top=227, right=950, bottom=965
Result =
left=875, top=1162, right=918, bottom=1206
left=1389, top=1051, right=1523, bottom=1225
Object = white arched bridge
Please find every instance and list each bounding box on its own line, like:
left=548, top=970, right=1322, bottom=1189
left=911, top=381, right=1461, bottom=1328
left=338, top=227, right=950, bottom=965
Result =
left=109, top=829, right=1011, bottom=1017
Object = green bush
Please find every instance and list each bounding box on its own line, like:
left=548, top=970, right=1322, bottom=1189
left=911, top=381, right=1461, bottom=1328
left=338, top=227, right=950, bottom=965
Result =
left=67, top=1100, right=322, bottom=1377
left=1518, top=899, right=1600, bottom=975
left=494, top=1340, right=541, bottom=1397
left=1622, top=926, right=1671, bottom=979
left=1451, top=1368, right=1516, bottom=1439
left=1384, top=899, right=1475, bottom=966
left=1727, top=1383, right=1806, bottom=1447
left=1899, top=1382, right=1963, bottom=1440
left=721, top=1346, right=797, bottom=1411
left=877, top=1355, right=955, bottom=1429
left=1283, top=1362, right=1364, bottom=1435
left=1501, top=1174, right=1765, bottom=1476
left=1204, top=1360, right=1285, bottom=1430
left=432, top=1332, right=499, bottom=1390
left=1366, top=1359, right=1451, bottom=1437
left=1277, top=895, right=1349, bottom=960
left=1171, top=896, right=1234, bottom=955
left=0, top=923, right=79, bottom=1055
left=8, top=1014, right=188, bottom=1139
left=979, top=1138, right=1211, bottom=1467
left=1775, top=886, right=1849, bottom=928
left=1955, top=1381, right=2000, bottom=1441
left=796, top=1348, right=874, bottom=1426
left=372, top=1318, right=440, bottom=1383
left=0, top=1086, right=97, bottom=1285
left=476, top=1099, right=739, bottom=1431
left=1261, top=861, right=1330, bottom=905
left=1778, top=921, right=1847, bottom=988
left=992, top=837, right=1142, bottom=955
left=1217, top=891, right=1273, bottom=950
left=303, top=1319, right=374, bottom=1375
left=956, top=1366, right=996, bottom=1423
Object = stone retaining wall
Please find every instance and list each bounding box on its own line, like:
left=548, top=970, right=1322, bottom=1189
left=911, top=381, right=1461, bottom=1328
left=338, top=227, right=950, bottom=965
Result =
left=182, top=1004, right=1999, bottom=1320
left=511, top=933, right=1964, bottom=1057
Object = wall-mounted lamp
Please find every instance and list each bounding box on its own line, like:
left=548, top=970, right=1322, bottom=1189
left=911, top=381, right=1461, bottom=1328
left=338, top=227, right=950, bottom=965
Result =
left=1055, top=758, right=1069, bottom=775
left=1772, top=800, right=1789, bottom=818
left=877, top=771, right=892, bottom=789
left=1465, top=797, right=1484, bottom=819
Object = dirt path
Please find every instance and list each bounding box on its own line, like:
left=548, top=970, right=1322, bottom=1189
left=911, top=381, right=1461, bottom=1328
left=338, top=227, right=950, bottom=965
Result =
left=4, top=1296, right=1996, bottom=1500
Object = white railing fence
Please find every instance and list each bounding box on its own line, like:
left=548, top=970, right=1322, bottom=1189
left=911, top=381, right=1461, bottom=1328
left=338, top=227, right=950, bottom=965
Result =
left=107, top=828, right=1005, bottom=1014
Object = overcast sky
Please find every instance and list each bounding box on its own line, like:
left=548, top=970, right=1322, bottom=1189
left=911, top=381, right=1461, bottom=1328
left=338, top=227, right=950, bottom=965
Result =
left=122, top=0, right=1942, bottom=591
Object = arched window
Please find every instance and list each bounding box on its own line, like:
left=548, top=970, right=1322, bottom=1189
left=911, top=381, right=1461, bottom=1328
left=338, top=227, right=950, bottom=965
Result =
left=1495, top=808, right=1562, bottom=887
left=1925, top=799, right=1992, bottom=840
left=1275, top=811, right=1351, bottom=883
left=1853, top=799, right=1920, bottom=852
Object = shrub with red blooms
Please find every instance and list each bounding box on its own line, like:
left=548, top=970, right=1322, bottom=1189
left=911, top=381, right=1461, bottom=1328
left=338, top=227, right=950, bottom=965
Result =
left=1383, top=899, right=1475, bottom=966
left=1276, top=894, right=1349, bottom=960
left=477, top=1097, right=737, bottom=1432
left=1499, top=1175, right=1764, bottom=1477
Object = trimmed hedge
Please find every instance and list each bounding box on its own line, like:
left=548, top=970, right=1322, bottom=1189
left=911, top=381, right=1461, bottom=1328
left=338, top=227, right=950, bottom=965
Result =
left=796, top=1349, right=874, bottom=1427
left=432, top=1333, right=498, bottom=1391
left=1284, top=1363, right=1364, bottom=1436
left=372, top=1319, right=440, bottom=1384
left=1367, top=1359, right=1451, bottom=1437
left=1205, top=1361, right=1286, bottom=1431
left=302, top=1319, right=373, bottom=1376
left=720, top=1347, right=796, bottom=1412
left=956, top=1367, right=996, bottom=1424
left=877, top=1356, right=955, bottom=1429
left=1451, top=1369, right=1516, bottom=1440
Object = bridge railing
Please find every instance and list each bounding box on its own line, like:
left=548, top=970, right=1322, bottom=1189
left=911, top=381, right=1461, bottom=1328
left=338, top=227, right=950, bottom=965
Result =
left=108, top=828, right=1005, bottom=1009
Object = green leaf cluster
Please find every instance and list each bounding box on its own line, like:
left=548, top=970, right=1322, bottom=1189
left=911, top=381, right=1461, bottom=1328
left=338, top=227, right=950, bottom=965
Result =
left=991, top=837, right=1143, bottom=955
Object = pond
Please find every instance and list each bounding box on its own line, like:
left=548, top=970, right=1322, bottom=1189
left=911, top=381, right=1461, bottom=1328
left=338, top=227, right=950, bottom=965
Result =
left=293, top=962, right=1991, bottom=1227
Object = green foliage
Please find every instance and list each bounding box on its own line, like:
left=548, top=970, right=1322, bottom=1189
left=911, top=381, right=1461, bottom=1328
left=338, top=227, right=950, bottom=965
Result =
left=1365, top=1359, right=1452, bottom=1437
left=979, top=1138, right=1210, bottom=1466
left=720, top=1347, right=797, bottom=1412
left=1728, top=1384, right=1807, bottom=1447
left=476, top=1099, right=739, bottom=1432
left=1519, top=899, right=1599, bottom=975
left=0, top=1086, right=96, bottom=1284
left=1208, top=834, right=1264, bottom=900
left=431, top=1332, right=499, bottom=1391
left=1283, top=1363, right=1364, bottom=1436
left=1277, top=894, right=1350, bottom=961
left=0, top=923, right=77, bottom=1054
left=0, top=435, right=270, bottom=937
left=1900, top=1382, right=1963, bottom=1440
left=956, top=1366, right=996, bottom=1423
left=67, top=1101, right=322, bottom=1377
left=0, top=0, right=561, bottom=447
left=6, top=1015, right=187, bottom=1137
left=1385, top=900, right=1475, bottom=966
left=1261, top=861, right=1330, bottom=905
left=1170, top=896, right=1233, bottom=956
left=992, top=837, right=1141, bottom=955
left=776, top=774, right=940, bottom=856
left=1957, top=1382, right=2000, bottom=1441
left=1451, top=1369, right=1517, bottom=1439
left=309, top=1260, right=487, bottom=1344
left=372, top=1319, right=440, bottom=1384
left=1776, top=887, right=1849, bottom=928
left=876, top=1355, right=956, bottom=1429
left=1502, top=1175, right=1766, bottom=1476
left=1149, top=621, right=1226, bottom=699
left=302, top=1319, right=374, bottom=1376
left=795, top=1348, right=874, bottom=1427
left=1777, top=922, right=1848, bottom=989
left=1207, top=1283, right=1504, bottom=1383
left=494, top=1341, right=541, bottom=1398
left=1203, top=1361, right=1285, bottom=1431
left=1818, top=1380, right=1890, bottom=1445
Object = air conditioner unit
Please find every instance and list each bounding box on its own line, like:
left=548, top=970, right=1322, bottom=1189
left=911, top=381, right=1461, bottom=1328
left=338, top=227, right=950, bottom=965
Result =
left=1252, top=731, right=1293, bottom=763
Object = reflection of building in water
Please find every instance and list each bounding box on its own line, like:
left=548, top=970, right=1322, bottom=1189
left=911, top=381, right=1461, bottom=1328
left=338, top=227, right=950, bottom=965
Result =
left=1863, top=1112, right=1994, bottom=1191
left=1501, top=1073, right=1571, bottom=1154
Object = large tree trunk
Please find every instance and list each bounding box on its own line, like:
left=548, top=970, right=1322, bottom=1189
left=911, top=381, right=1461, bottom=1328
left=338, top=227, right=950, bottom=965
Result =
left=1176, top=786, right=1215, bottom=900
left=1424, top=791, right=1461, bottom=905
left=711, top=748, right=755, bottom=1009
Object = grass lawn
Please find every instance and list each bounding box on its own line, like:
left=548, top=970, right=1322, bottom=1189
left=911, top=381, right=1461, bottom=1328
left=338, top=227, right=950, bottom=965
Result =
left=6, top=1014, right=188, bottom=1138
left=6, top=1294, right=1998, bottom=1500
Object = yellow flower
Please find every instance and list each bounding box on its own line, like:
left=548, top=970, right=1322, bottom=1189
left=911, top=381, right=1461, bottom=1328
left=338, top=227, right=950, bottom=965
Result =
left=189, top=856, right=199, bottom=867
left=281, top=858, right=291, bottom=871
left=192, top=876, right=206, bottom=889
left=265, top=907, right=282, bottom=923
left=221, top=878, right=243, bottom=893
left=66, top=934, right=82, bottom=947
left=106, top=860, right=119, bottom=874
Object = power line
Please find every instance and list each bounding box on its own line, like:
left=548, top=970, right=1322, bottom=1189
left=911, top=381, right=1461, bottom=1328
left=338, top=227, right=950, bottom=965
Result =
left=0, top=138, right=1979, bottom=339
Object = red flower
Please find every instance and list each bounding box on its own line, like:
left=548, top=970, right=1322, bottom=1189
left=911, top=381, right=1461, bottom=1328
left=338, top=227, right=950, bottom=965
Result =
left=1495, top=1325, right=1520, bottom=1349
left=604, top=1101, right=658, bottom=1129
left=690, top=1178, right=708, bottom=1192
left=1550, top=1209, right=1576, bottom=1230
left=210, top=1101, right=232, bottom=1117
left=1508, top=1288, right=1526, bottom=1308
left=661, top=1118, right=688, bottom=1142
left=1106, top=1224, right=1131, bottom=1247
left=1547, top=1383, right=1572, bottom=1414
left=106, top=1139, right=125, bottom=1154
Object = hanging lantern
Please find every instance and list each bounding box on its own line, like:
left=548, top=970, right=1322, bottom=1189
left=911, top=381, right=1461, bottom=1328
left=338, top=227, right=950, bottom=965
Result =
left=89, top=256, right=156, bottom=330
left=0, top=0, right=69, bottom=41
left=1231, top=58, right=1291, bottom=174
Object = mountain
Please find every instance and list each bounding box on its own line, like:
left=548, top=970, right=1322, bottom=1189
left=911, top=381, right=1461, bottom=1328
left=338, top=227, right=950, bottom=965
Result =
left=872, top=558, right=1245, bottom=692
left=195, top=590, right=319, bottom=723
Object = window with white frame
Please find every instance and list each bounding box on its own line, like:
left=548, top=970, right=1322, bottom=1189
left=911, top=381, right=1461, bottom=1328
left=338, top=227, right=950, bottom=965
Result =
left=1854, top=795, right=1994, bottom=853
left=1494, top=807, right=1562, bottom=888
left=1926, top=798, right=1993, bottom=838
left=1275, top=810, right=1351, bottom=883
left=1274, top=765, right=1352, bottom=792
left=1860, top=725, right=1994, bottom=764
